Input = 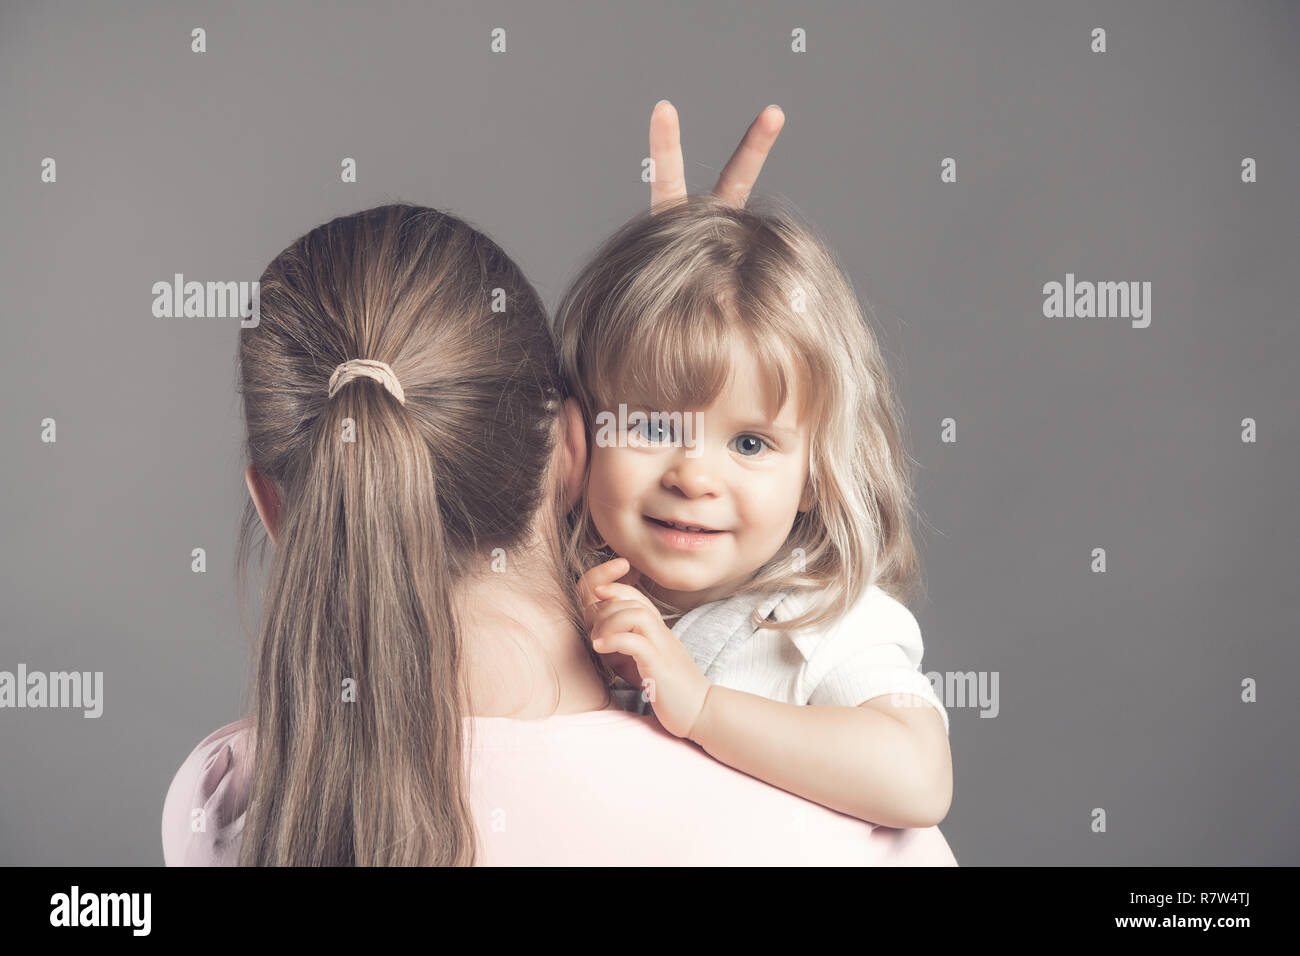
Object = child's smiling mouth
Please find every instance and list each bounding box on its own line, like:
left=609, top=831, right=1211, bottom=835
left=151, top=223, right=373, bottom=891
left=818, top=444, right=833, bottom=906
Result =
left=643, top=515, right=729, bottom=549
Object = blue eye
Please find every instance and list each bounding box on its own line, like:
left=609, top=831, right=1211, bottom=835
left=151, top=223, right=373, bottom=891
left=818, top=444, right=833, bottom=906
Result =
left=632, top=416, right=675, bottom=444
left=732, top=434, right=770, bottom=457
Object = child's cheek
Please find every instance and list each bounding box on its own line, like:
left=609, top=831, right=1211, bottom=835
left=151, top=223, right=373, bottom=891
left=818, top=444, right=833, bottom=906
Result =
left=585, top=450, right=631, bottom=543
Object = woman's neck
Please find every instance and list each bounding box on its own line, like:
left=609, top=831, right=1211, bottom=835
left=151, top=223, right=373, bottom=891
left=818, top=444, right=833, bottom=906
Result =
left=455, top=550, right=613, bottom=719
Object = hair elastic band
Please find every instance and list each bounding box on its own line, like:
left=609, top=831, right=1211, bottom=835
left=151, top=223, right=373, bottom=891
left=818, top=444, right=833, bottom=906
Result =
left=327, top=359, right=406, bottom=406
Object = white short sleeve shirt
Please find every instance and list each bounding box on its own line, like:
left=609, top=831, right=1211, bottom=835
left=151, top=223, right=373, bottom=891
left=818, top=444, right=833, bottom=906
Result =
left=653, top=586, right=949, bottom=735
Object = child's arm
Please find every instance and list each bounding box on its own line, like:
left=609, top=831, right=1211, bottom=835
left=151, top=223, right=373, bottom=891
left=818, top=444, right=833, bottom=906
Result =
left=583, top=560, right=952, bottom=828
left=687, top=686, right=953, bottom=830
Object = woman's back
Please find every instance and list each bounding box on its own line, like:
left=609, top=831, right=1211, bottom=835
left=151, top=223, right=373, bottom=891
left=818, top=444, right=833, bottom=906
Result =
left=163, top=707, right=956, bottom=866
left=219, top=203, right=957, bottom=865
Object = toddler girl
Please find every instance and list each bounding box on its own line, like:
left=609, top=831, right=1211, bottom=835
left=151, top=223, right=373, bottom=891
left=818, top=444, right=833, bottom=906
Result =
left=552, top=194, right=952, bottom=829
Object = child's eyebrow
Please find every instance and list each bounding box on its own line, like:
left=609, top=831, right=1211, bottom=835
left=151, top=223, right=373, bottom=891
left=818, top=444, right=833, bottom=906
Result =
left=730, top=417, right=800, bottom=438
left=617, top=402, right=803, bottom=439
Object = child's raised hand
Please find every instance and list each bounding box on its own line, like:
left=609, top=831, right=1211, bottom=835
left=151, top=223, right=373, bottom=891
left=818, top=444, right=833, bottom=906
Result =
left=577, top=558, right=643, bottom=685
left=582, top=562, right=712, bottom=741
left=577, top=557, right=640, bottom=628
left=587, top=564, right=662, bottom=688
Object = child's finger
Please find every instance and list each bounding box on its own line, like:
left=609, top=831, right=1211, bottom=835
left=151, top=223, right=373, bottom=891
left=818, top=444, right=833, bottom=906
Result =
left=591, top=631, right=652, bottom=664
left=590, top=604, right=654, bottom=645
left=577, top=558, right=631, bottom=624
left=594, top=556, right=631, bottom=580
left=593, top=582, right=655, bottom=612
left=579, top=557, right=630, bottom=594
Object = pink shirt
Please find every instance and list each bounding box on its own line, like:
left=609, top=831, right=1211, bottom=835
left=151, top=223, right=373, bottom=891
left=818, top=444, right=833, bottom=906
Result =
left=162, top=707, right=957, bottom=866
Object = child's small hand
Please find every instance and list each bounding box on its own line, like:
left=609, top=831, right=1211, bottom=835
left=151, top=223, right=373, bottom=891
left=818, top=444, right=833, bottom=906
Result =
left=577, top=558, right=643, bottom=686
left=584, top=565, right=712, bottom=741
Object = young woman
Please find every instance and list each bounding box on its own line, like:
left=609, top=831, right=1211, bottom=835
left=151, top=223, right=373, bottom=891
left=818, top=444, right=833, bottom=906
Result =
left=161, top=104, right=957, bottom=866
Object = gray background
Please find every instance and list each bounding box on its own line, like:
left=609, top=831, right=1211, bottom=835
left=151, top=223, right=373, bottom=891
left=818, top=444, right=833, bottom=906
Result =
left=1, top=0, right=1296, bottom=866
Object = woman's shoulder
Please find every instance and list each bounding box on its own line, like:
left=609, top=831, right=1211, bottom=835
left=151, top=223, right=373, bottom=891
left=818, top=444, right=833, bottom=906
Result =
left=160, top=718, right=254, bottom=866
left=475, top=707, right=957, bottom=865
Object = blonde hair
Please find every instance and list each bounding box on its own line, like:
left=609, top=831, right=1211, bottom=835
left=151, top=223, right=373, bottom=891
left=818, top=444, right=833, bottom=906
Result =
left=553, top=194, right=922, bottom=635
left=233, top=203, right=596, bottom=865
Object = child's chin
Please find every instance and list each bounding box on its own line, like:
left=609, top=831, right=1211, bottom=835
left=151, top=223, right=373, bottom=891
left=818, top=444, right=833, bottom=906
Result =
left=643, top=569, right=721, bottom=596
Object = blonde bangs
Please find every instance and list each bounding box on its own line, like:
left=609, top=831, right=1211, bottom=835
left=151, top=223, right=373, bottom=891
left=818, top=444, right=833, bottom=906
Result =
left=586, top=281, right=823, bottom=427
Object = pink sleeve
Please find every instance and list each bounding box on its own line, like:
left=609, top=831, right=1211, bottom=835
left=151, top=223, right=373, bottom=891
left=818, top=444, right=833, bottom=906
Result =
left=161, top=719, right=253, bottom=866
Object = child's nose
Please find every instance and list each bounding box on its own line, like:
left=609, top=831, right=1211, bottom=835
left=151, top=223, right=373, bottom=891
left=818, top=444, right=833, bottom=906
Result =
left=661, top=452, right=721, bottom=497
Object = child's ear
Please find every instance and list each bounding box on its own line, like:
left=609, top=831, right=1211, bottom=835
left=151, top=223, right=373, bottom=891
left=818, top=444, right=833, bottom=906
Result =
left=245, top=464, right=282, bottom=545
left=558, top=398, right=589, bottom=511
left=797, top=480, right=814, bottom=513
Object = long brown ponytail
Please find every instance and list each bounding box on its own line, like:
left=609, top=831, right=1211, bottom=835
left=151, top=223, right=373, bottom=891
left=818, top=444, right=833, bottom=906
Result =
left=234, top=204, right=572, bottom=865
